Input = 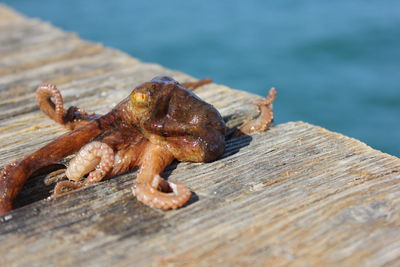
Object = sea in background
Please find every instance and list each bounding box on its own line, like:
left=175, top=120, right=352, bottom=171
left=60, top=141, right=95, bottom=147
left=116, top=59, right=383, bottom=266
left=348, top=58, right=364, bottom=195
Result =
left=3, top=0, right=399, bottom=156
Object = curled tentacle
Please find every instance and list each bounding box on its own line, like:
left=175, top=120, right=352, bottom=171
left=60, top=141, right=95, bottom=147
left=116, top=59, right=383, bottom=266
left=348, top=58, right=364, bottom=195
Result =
left=236, top=87, right=277, bottom=136
left=53, top=142, right=114, bottom=197
left=133, top=175, right=191, bottom=210
left=132, top=142, right=191, bottom=210
left=36, top=83, right=65, bottom=125
left=65, top=141, right=114, bottom=183
left=36, top=83, right=101, bottom=130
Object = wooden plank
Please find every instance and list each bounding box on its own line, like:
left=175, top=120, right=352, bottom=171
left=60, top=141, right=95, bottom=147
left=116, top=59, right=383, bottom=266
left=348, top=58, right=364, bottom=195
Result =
left=0, top=4, right=399, bottom=266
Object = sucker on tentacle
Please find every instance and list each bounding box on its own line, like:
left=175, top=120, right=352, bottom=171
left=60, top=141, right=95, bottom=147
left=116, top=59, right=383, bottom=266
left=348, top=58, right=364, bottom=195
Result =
left=235, top=87, right=277, bottom=136
left=52, top=141, right=115, bottom=197
left=65, top=141, right=115, bottom=183
left=36, top=83, right=65, bottom=125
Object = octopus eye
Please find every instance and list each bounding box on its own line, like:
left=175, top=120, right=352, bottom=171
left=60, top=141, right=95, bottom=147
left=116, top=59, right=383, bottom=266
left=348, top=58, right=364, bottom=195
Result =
left=130, top=92, right=150, bottom=107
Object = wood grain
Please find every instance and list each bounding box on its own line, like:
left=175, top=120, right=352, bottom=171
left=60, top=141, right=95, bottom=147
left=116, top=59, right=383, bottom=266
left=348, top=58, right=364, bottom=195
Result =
left=0, top=5, right=399, bottom=267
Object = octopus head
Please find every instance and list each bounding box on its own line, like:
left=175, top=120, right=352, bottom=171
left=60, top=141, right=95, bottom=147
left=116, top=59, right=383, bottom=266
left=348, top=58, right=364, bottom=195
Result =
left=129, top=76, right=178, bottom=120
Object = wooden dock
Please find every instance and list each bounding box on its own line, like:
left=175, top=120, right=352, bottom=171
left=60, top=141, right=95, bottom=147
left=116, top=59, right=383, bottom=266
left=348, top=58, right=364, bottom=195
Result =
left=0, top=5, right=399, bottom=266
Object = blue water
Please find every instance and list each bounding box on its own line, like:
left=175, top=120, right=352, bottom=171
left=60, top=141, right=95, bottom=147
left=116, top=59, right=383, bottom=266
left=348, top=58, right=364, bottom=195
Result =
left=3, top=1, right=400, bottom=156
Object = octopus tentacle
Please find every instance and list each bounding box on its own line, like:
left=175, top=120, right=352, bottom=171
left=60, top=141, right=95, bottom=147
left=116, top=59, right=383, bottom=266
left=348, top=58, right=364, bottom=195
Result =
left=108, top=139, right=147, bottom=177
left=36, top=83, right=65, bottom=125
left=181, top=78, right=212, bottom=90
left=0, top=161, right=19, bottom=211
left=0, top=120, right=107, bottom=214
left=65, top=141, right=115, bottom=183
left=53, top=180, right=84, bottom=196
left=133, top=175, right=191, bottom=210
left=52, top=142, right=115, bottom=197
left=36, top=83, right=101, bottom=130
left=236, top=87, right=277, bottom=136
left=132, top=142, right=191, bottom=210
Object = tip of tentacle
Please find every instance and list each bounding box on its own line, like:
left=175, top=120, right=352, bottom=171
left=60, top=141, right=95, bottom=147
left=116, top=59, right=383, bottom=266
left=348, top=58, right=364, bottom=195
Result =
left=0, top=170, right=12, bottom=211
left=132, top=178, right=192, bottom=210
left=0, top=161, right=20, bottom=215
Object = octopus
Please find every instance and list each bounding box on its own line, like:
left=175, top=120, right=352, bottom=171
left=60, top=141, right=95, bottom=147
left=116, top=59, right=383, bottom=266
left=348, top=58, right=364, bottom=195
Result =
left=0, top=76, right=276, bottom=215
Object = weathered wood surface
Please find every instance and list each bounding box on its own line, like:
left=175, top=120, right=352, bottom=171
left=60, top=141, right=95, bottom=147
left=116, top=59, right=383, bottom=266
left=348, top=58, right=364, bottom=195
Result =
left=0, top=5, right=399, bottom=267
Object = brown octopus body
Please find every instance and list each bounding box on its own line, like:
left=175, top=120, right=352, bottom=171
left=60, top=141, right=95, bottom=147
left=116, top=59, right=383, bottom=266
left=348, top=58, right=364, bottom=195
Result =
left=0, top=76, right=276, bottom=214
